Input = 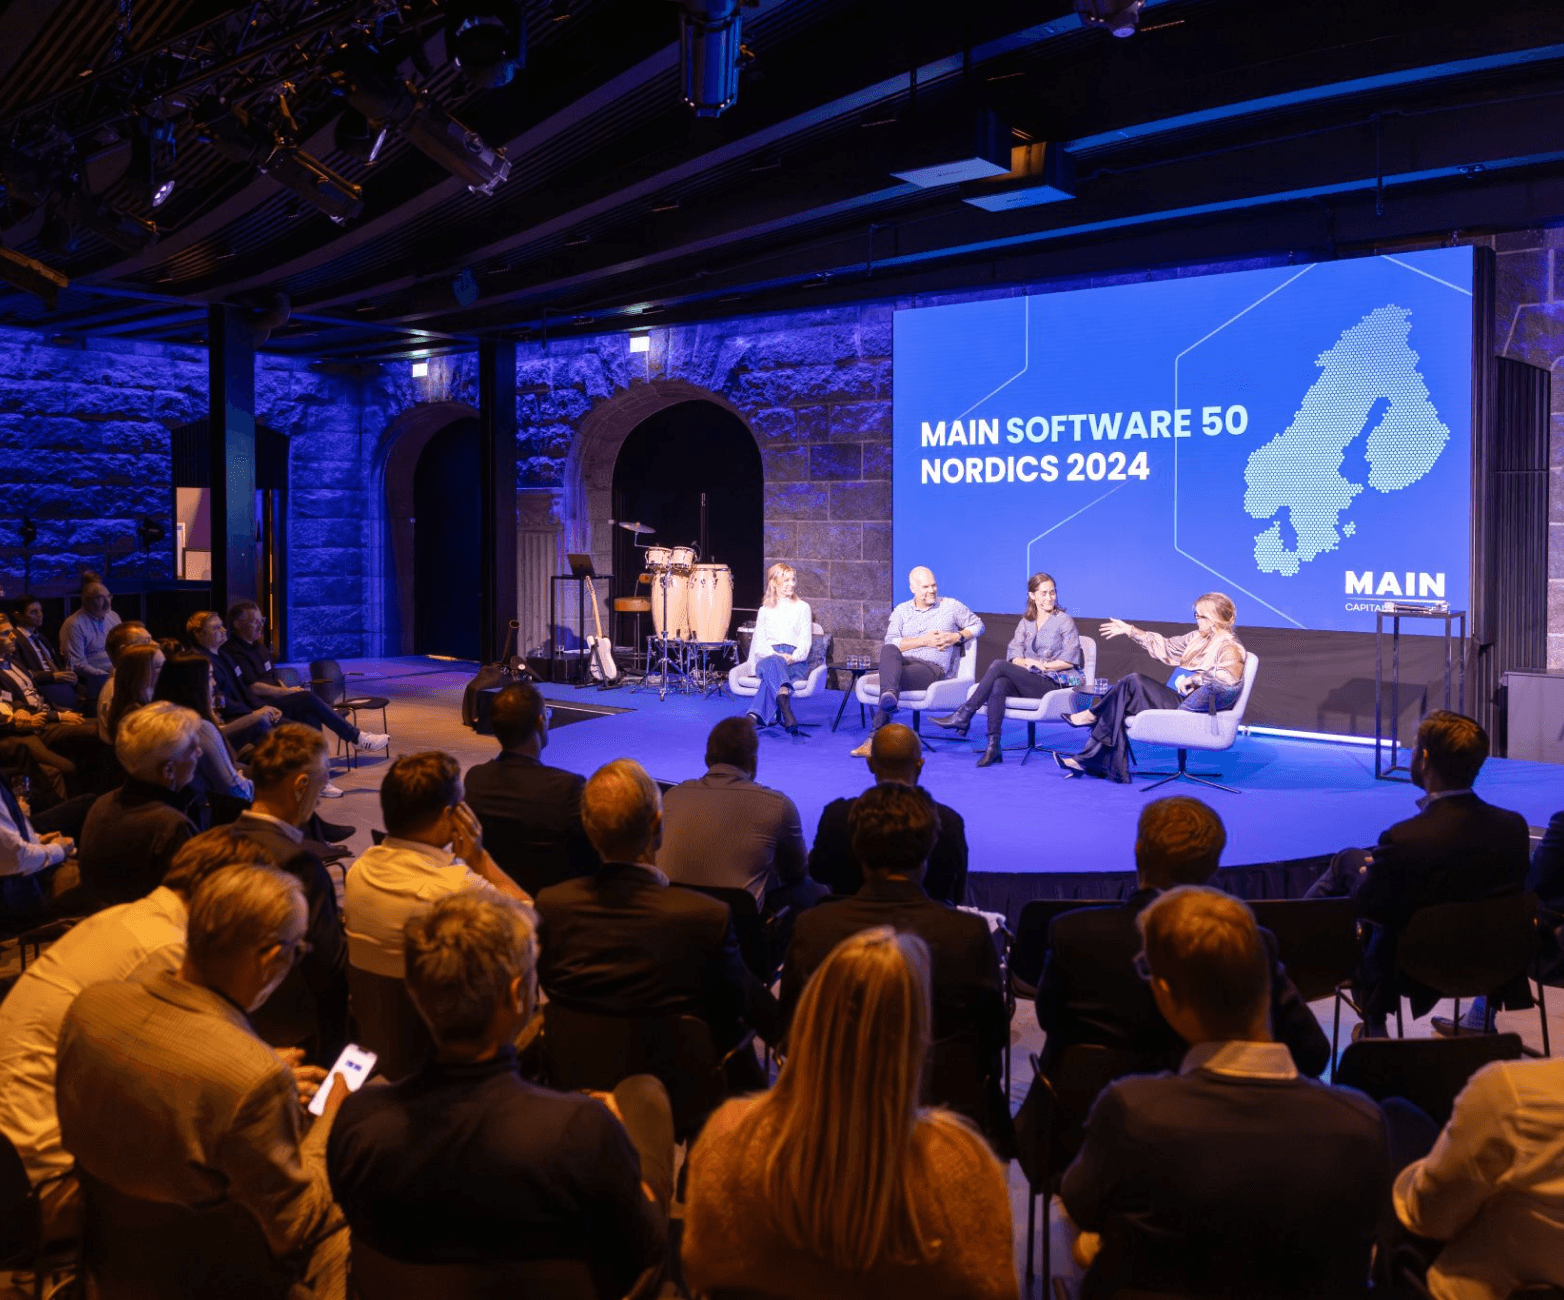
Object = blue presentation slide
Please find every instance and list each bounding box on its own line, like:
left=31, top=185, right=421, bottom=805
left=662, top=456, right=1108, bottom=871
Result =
left=892, top=248, right=1474, bottom=633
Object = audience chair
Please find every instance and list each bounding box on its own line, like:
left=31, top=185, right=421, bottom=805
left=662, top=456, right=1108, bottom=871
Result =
left=470, top=810, right=593, bottom=897
left=77, top=1168, right=297, bottom=1300
left=349, top=1235, right=605, bottom=1300
left=309, top=659, right=390, bottom=769
left=1123, top=652, right=1261, bottom=793
left=1005, top=898, right=1113, bottom=1093
left=980, top=636, right=1098, bottom=764
left=0, top=1131, right=76, bottom=1300
left=542, top=1003, right=751, bottom=1142
left=727, top=624, right=831, bottom=732
left=674, top=883, right=791, bottom=984
left=1017, top=1045, right=1147, bottom=1289
left=274, top=665, right=303, bottom=688
left=1249, top=898, right=1360, bottom=1072
left=854, top=636, right=979, bottom=749
left=1396, top=892, right=1550, bottom=1055
left=346, top=964, right=434, bottom=1083
left=1335, top=1033, right=1524, bottom=1129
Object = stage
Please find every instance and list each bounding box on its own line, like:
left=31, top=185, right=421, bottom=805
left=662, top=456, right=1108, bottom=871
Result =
left=308, top=657, right=1561, bottom=920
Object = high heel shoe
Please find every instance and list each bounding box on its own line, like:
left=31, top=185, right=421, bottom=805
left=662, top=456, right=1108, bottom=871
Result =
left=1054, top=752, right=1086, bottom=778
left=976, top=736, right=1003, bottom=767
left=1063, top=709, right=1096, bottom=728
left=932, top=706, right=974, bottom=737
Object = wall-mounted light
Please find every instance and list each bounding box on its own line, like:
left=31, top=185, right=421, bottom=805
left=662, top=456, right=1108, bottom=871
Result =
left=411, top=359, right=429, bottom=377
left=629, top=334, right=651, bottom=354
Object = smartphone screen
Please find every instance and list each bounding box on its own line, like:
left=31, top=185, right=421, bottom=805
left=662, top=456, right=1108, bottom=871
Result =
left=308, top=1042, right=378, bottom=1117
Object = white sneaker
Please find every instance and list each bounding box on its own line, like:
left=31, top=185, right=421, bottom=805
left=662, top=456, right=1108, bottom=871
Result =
left=356, top=731, right=391, bottom=752
left=320, top=782, right=345, bottom=798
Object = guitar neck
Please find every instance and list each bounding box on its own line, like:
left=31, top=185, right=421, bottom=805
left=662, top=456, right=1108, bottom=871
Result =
left=585, top=577, right=606, bottom=639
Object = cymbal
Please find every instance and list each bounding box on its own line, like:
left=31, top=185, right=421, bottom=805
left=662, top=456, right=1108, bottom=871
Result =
left=614, top=519, right=654, bottom=534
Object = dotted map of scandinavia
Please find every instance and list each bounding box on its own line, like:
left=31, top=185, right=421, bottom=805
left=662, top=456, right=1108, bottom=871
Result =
left=1242, top=304, right=1451, bottom=577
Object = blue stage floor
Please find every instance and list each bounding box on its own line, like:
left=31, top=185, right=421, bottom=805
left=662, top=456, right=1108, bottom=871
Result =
left=526, top=677, right=1562, bottom=883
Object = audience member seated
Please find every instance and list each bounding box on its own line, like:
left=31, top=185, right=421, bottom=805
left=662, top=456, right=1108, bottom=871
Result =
left=463, top=681, right=598, bottom=892
left=1528, top=809, right=1564, bottom=986
left=96, top=620, right=153, bottom=740
left=10, top=595, right=79, bottom=710
left=0, top=613, right=109, bottom=799
left=1308, top=711, right=1530, bottom=1038
left=0, top=758, right=85, bottom=918
left=234, top=724, right=351, bottom=1062
left=0, top=829, right=274, bottom=1239
left=186, top=609, right=284, bottom=751
left=807, top=722, right=969, bottom=904
left=1061, top=886, right=1391, bottom=1300
left=683, top=927, right=1018, bottom=1300
left=1393, top=1055, right=1564, bottom=1299
left=102, top=641, right=163, bottom=743
left=58, top=576, right=121, bottom=695
left=658, top=715, right=825, bottom=913
left=223, top=601, right=390, bottom=753
left=536, top=758, right=781, bottom=1081
left=1036, top=795, right=1329, bottom=1078
left=154, top=651, right=256, bottom=805
left=56, top=863, right=349, bottom=1297
left=344, top=751, right=531, bottom=980
left=328, top=892, right=672, bottom=1296
left=781, top=782, right=1010, bottom=1150
left=78, top=701, right=201, bottom=909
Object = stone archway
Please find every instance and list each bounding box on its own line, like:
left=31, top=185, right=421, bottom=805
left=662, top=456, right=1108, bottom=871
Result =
left=372, top=398, right=480, bottom=656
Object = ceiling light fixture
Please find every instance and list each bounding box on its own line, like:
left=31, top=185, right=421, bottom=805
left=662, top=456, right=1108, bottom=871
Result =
left=445, top=1, right=526, bottom=90
left=1075, top=0, right=1144, bottom=37
left=198, top=105, right=363, bottom=224
left=131, top=118, right=178, bottom=208
left=677, top=0, right=743, bottom=117
left=334, top=108, right=388, bottom=164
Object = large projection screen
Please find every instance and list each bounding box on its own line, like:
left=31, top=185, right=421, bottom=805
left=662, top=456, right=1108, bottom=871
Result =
left=892, top=249, right=1475, bottom=637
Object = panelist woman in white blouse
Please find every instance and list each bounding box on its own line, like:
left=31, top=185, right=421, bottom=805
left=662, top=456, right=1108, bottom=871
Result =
left=743, top=563, right=813, bottom=733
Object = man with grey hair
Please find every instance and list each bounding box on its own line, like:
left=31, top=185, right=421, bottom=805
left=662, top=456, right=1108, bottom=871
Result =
left=328, top=892, right=671, bottom=1292
left=57, top=863, right=349, bottom=1297
left=78, top=700, right=202, bottom=908
left=537, top=758, right=780, bottom=1076
left=58, top=576, right=121, bottom=694
left=850, top=565, right=983, bottom=758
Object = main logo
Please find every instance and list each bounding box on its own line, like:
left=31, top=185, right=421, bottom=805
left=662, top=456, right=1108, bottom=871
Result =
left=1345, top=571, right=1446, bottom=598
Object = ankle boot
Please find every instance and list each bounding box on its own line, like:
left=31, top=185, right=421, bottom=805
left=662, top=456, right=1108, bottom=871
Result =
left=976, top=735, right=1003, bottom=767
left=777, top=693, right=798, bottom=731
left=932, top=705, right=974, bottom=736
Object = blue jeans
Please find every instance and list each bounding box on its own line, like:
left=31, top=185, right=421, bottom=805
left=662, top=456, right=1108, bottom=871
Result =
left=752, top=644, right=808, bottom=723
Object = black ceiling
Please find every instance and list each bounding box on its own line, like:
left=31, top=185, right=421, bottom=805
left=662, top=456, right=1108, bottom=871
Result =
left=1, top=0, right=1562, bottom=359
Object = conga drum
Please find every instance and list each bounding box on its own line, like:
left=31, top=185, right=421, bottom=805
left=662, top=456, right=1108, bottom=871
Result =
left=649, top=570, right=691, bottom=640
left=689, top=564, right=733, bottom=642
left=669, top=545, right=696, bottom=571
left=644, top=545, right=672, bottom=570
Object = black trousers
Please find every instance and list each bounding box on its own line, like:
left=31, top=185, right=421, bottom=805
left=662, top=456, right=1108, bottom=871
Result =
left=965, top=660, right=1051, bottom=736
left=276, top=688, right=359, bottom=742
left=872, top=645, right=941, bottom=725
left=1074, top=671, right=1183, bottom=783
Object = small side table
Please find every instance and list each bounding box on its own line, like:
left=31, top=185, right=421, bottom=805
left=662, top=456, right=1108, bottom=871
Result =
left=829, top=664, right=872, bottom=732
left=1375, top=607, right=1466, bottom=781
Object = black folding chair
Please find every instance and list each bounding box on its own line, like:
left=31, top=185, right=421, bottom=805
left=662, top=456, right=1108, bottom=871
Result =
left=473, top=810, right=594, bottom=898
left=0, top=1129, right=77, bottom=1300
left=1005, top=899, right=1113, bottom=1094
left=542, top=1003, right=751, bottom=1142
left=309, top=658, right=390, bottom=768
left=347, top=964, right=434, bottom=1084
left=675, top=882, right=791, bottom=984
left=1336, top=1033, right=1524, bottom=1129
left=1249, top=898, right=1361, bottom=1072
left=1016, top=1044, right=1146, bottom=1289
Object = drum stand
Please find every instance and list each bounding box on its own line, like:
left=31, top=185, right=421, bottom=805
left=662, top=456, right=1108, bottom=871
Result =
left=642, top=572, right=696, bottom=701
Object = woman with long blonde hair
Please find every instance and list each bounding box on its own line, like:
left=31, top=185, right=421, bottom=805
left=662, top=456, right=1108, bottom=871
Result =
left=741, top=561, right=814, bottom=734
left=682, top=927, right=1017, bottom=1299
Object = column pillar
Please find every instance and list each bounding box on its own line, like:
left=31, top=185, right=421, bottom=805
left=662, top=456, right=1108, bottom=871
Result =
left=517, top=488, right=564, bottom=657
left=207, top=304, right=256, bottom=611
left=479, top=340, right=519, bottom=661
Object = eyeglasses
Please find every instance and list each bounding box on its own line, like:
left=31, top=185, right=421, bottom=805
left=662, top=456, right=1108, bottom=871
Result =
left=1132, top=950, right=1152, bottom=981
left=544, top=707, right=554, bottom=723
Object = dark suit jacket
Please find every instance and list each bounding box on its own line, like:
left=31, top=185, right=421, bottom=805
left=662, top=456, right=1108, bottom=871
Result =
left=78, top=778, right=198, bottom=908
left=197, top=646, right=260, bottom=721
left=1035, top=888, right=1331, bottom=1078
left=808, top=789, right=968, bottom=905
left=1528, top=811, right=1564, bottom=910
left=1061, top=1062, right=1390, bottom=1299
left=1355, top=792, right=1531, bottom=1016
left=11, top=629, right=76, bottom=710
left=231, top=811, right=351, bottom=1061
left=780, top=876, right=1010, bottom=1150
left=535, top=862, right=780, bottom=1049
left=463, top=752, right=598, bottom=894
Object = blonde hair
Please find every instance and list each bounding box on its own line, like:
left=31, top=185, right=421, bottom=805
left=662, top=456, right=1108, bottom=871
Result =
left=763, top=562, right=796, bottom=608
left=735, top=927, right=947, bottom=1273
left=115, top=700, right=200, bottom=781
left=1195, top=592, right=1237, bottom=629
left=580, top=758, right=661, bottom=861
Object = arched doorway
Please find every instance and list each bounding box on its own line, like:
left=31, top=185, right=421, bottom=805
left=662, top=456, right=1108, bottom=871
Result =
left=611, top=400, right=763, bottom=640
left=411, top=417, right=483, bottom=660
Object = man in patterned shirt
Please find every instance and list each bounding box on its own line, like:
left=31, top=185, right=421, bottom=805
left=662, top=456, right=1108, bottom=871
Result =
left=851, top=566, right=984, bottom=758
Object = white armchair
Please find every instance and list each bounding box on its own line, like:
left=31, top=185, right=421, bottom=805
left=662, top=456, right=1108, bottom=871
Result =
left=969, top=636, right=1098, bottom=764
left=855, top=636, right=979, bottom=747
left=1124, top=652, right=1261, bottom=793
left=728, top=623, right=830, bottom=728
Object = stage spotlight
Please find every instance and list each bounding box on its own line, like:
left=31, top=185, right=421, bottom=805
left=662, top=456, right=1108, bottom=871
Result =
left=198, top=106, right=362, bottom=224
left=334, top=109, right=388, bottom=164
left=61, top=190, right=158, bottom=252
left=0, top=245, right=68, bottom=308
left=131, top=119, right=178, bottom=208
left=1075, top=0, right=1143, bottom=36
left=678, top=0, right=742, bottom=118
left=445, top=1, right=526, bottom=90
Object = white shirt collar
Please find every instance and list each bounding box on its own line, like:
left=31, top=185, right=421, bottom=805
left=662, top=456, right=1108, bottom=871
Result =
left=1180, top=1040, right=1298, bottom=1081
left=380, top=835, right=457, bottom=867
left=1416, top=787, right=1473, bottom=811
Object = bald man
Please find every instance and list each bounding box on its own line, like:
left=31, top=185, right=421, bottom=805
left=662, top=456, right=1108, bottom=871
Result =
left=59, top=581, right=121, bottom=695
left=851, top=566, right=983, bottom=758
